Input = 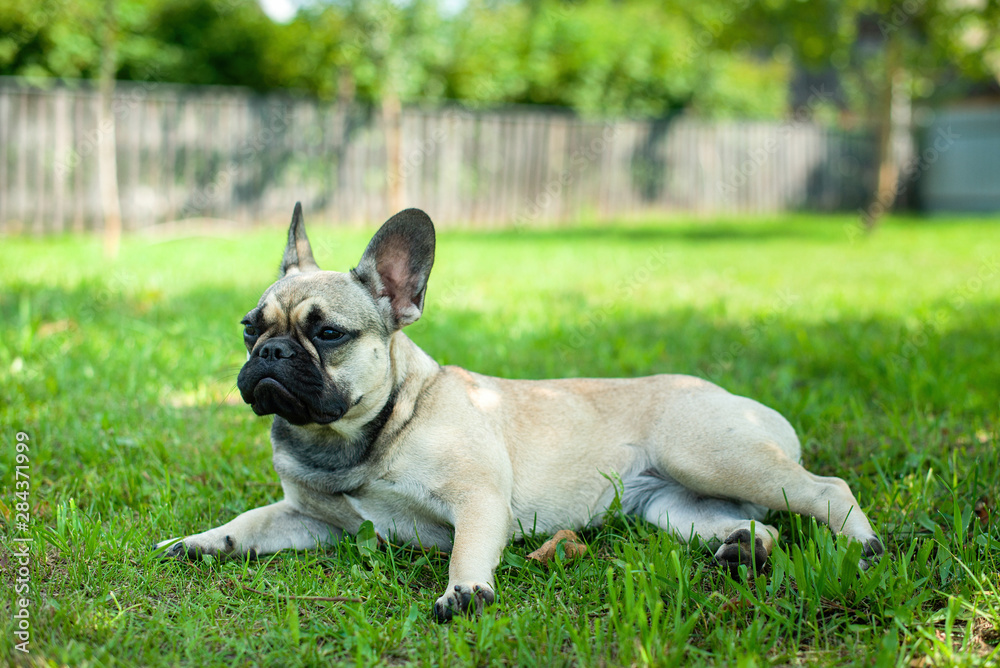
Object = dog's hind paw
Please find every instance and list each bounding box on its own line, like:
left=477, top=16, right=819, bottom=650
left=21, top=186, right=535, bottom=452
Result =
left=714, top=528, right=769, bottom=577
left=432, top=582, right=495, bottom=622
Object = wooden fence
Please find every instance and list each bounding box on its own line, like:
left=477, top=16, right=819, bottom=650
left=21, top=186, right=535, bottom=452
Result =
left=0, top=78, right=891, bottom=233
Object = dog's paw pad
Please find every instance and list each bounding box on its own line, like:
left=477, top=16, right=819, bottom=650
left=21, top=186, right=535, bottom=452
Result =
left=154, top=539, right=198, bottom=561
left=179, top=543, right=206, bottom=561
left=862, top=537, right=884, bottom=558
left=155, top=535, right=224, bottom=562
left=859, top=536, right=885, bottom=570
left=714, top=529, right=768, bottom=576
left=432, top=582, right=495, bottom=622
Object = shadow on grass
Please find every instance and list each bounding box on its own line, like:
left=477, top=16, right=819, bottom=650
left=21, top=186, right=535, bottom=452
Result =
left=3, top=281, right=996, bottom=489
left=441, top=218, right=853, bottom=245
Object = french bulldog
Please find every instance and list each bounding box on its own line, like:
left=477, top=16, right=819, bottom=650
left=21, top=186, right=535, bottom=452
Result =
left=158, top=203, right=883, bottom=621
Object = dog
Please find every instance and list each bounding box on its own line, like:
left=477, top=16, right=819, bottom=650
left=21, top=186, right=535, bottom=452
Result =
left=158, top=203, right=883, bottom=621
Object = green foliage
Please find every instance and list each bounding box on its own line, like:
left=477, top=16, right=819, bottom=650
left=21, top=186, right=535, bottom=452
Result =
left=495, top=1, right=710, bottom=117
left=0, top=0, right=154, bottom=81
left=744, top=0, right=1000, bottom=113
left=2, top=215, right=999, bottom=665
left=134, top=0, right=284, bottom=90
left=3, top=0, right=996, bottom=118
left=0, top=0, right=792, bottom=118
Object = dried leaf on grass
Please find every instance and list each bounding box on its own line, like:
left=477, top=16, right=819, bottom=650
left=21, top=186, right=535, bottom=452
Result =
left=974, top=496, right=990, bottom=527
left=973, top=617, right=999, bottom=645
left=526, top=530, right=587, bottom=566
left=909, top=617, right=999, bottom=666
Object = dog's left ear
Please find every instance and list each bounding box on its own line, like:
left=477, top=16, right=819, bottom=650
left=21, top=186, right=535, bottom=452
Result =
left=354, top=208, right=435, bottom=329
left=280, top=202, right=321, bottom=277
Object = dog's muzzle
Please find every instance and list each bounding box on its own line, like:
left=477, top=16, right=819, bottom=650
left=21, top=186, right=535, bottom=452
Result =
left=236, top=337, right=345, bottom=425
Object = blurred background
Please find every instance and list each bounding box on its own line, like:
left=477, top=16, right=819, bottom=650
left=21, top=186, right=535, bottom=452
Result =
left=1, top=0, right=999, bottom=243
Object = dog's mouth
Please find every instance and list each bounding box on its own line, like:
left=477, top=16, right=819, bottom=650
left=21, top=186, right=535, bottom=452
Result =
left=251, top=378, right=305, bottom=419
left=249, top=378, right=341, bottom=425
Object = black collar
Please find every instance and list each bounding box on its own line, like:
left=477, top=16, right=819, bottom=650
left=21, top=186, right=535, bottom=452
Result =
left=272, top=390, right=398, bottom=474
left=357, top=390, right=398, bottom=455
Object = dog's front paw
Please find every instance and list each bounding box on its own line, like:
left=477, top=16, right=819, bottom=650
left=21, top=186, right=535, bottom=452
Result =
left=858, top=536, right=884, bottom=570
left=432, top=582, right=495, bottom=622
left=154, top=536, right=201, bottom=561
left=154, top=533, right=249, bottom=561
left=714, top=528, right=769, bottom=576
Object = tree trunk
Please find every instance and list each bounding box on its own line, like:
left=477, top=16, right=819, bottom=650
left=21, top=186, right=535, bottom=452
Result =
left=382, top=89, right=404, bottom=215
left=99, top=0, right=122, bottom=258
left=863, top=34, right=906, bottom=231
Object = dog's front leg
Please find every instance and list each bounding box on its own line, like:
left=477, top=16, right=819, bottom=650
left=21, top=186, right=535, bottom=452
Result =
left=156, top=499, right=342, bottom=560
left=433, top=492, right=513, bottom=622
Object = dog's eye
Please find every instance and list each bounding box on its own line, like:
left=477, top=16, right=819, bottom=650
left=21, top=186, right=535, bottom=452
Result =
left=316, top=328, right=345, bottom=342
left=243, top=324, right=257, bottom=337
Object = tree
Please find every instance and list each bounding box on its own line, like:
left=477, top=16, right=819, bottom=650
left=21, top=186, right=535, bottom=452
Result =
left=0, top=0, right=162, bottom=81
left=851, top=0, right=1000, bottom=227
left=98, top=0, right=122, bottom=258
left=332, top=0, right=451, bottom=209
left=0, top=0, right=795, bottom=121
left=738, top=0, right=1000, bottom=228
left=140, top=0, right=282, bottom=90
left=443, top=0, right=789, bottom=119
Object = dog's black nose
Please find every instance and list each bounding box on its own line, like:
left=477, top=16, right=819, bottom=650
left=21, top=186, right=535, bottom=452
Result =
left=257, top=338, right=296, bottom=361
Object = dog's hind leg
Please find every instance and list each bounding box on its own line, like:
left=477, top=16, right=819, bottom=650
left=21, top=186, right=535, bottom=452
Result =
left=657, top=438, right=883, bottom=564
left=626, top=472, right=778, bottom=575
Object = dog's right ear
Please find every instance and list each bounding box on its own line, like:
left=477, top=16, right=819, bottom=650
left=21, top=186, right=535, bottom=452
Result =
left=279, top=202, right=320, bottom=277
left=354, top=208, right=436, bottom=329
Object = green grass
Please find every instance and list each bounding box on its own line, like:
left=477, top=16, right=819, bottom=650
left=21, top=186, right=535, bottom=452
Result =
left=2, top=214, right=999, bottom=666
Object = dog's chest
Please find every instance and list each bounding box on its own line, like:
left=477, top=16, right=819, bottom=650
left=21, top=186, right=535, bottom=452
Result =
left=342, top=479, right=455, bottom=549
left=274, top=448, right=455, bottom=548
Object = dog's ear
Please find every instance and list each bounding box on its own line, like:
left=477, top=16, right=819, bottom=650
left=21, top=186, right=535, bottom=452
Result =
left=279, top=202, right=320, bottom=277
left=354, top=208, right=435, bottom=329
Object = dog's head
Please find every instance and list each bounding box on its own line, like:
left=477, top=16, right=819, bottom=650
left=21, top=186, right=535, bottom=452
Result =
left=236, top=203, right=435, bottom=429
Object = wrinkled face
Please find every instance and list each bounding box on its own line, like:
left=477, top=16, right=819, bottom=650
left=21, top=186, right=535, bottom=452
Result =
left=236, top=271, right=392, bottom=427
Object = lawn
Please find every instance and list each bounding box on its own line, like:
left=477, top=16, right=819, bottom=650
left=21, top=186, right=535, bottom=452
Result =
left=1, top=214, right=998, bottom=666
